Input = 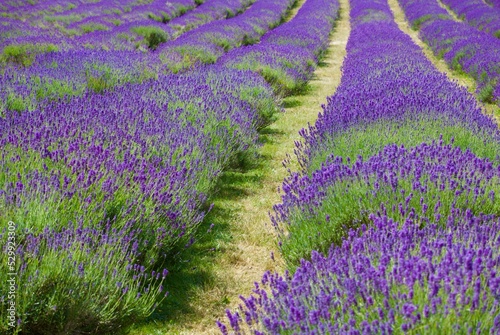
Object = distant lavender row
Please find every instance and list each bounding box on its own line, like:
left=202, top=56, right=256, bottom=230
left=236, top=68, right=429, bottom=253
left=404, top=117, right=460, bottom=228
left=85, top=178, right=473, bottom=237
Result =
left=440, top=0, right=500, bottom=38
left=398, top=0, right=500, bottom=104
left=76, top=0, right=253, bottom=52
left=220, top=209, right=500, bottom=334
left=0, top=0, right=200, bottom=49
left=219, top=0, right=340, bottom=95
left=0, top=49, right=154, bottom=113
left=157, top=0, right=296, bottom=73
left=0, top=0, right=256, bottom=111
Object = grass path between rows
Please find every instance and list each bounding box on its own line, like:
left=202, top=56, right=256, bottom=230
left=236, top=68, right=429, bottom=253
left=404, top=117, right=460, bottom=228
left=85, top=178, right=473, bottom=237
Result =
left=387, top=0, right=500, bottom=123
left=129, top=0, right=351, bottom=334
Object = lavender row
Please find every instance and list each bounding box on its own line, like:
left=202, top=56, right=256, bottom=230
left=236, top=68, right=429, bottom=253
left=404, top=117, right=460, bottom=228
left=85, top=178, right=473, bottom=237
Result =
left=219, top=0, right=500, bottom=332
left=440, top=0, right=500, bottom=38
left=398, top=0, right=500, bottom=104
left=0, top=67, right=278, bottom=332
left=300, top=0, right=499, bottom=171
left=218, top=0, right=340, bottom=95
left=220, top=209, right=500, bottom=334
left=157, top=0, right=296, bottom=73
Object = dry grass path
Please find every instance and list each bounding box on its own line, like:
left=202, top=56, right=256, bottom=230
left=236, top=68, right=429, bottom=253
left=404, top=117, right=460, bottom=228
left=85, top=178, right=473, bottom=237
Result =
left=131, top=0, right=351, bottom=333
left=387, top=0, right=500, bottom=122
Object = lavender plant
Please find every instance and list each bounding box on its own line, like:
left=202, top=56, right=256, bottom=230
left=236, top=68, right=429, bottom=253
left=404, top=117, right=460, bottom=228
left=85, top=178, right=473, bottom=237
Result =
left=0, top=67, right=278, bottom=333
left=0, top=222, right=169, bottom=334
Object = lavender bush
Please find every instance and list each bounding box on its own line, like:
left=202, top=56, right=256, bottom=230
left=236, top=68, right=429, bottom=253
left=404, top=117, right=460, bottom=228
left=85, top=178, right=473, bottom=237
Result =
left=0, top=222, right=169, bottom=334
left=274, top=141, right=500, bottom=266
left=220, top=211, right=500, bottom=334
left=0, top=67, right=278, bottom=333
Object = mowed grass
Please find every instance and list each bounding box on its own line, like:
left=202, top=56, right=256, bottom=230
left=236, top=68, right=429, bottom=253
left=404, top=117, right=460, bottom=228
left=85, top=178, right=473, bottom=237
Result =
left=129, top=1, right=351, bottom=333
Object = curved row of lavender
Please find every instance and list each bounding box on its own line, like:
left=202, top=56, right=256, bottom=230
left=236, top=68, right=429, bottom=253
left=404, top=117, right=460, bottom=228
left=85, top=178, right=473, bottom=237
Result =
left=0, top=66, right=279, bottom=333
left=440, top=0, right=500, bottom=38
left=218, top=0, right=500, bottom=333
left=156, top=0, right=297, bottom=73
left=397, top=0, right=500, bottom=105
left=218, top=0, right=340, bottom=95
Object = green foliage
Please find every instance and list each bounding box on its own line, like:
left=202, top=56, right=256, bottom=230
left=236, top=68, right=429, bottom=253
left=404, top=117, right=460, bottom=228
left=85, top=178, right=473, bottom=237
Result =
left=242, top=34, right=259, bottom=46
left=131, top=26, right=168, bottom=50
left=146, top=31, right=167, bottom=50
left=86, top=69, right=116, bottom=93
left=412, top=14, right=432, bottom=30
left=5, top=92, right=27, bottom=112
left=240, top=86, right=280, bottom=129
left=1, top=43, right=58, bottom=67
left=163, top=46, right=217, bottom=73
left=44, top=13, right=82, bottom=25
left=148, top=11, right=171, bottom=23
left=80, top=23, right=108, bottom=33
left=451, top=50, right=466, bottom=71
left=478, top=82, right=495, bottom=103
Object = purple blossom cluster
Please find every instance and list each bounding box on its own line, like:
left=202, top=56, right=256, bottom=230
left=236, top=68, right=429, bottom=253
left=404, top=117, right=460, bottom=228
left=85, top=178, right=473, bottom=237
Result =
left=218, top=0, right=339, bottom=94
left=156, top=0, right=296, bottom=72
left=219, top=211, right=500, bottom=334
left=440, top=0, right=500, bottom=37
left=398, top=0, right=500, bottom=104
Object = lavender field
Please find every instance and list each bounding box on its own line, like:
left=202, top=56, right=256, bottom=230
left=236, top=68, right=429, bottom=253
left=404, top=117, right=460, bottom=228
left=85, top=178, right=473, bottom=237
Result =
left=0, top=0, right=499, bottom=334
